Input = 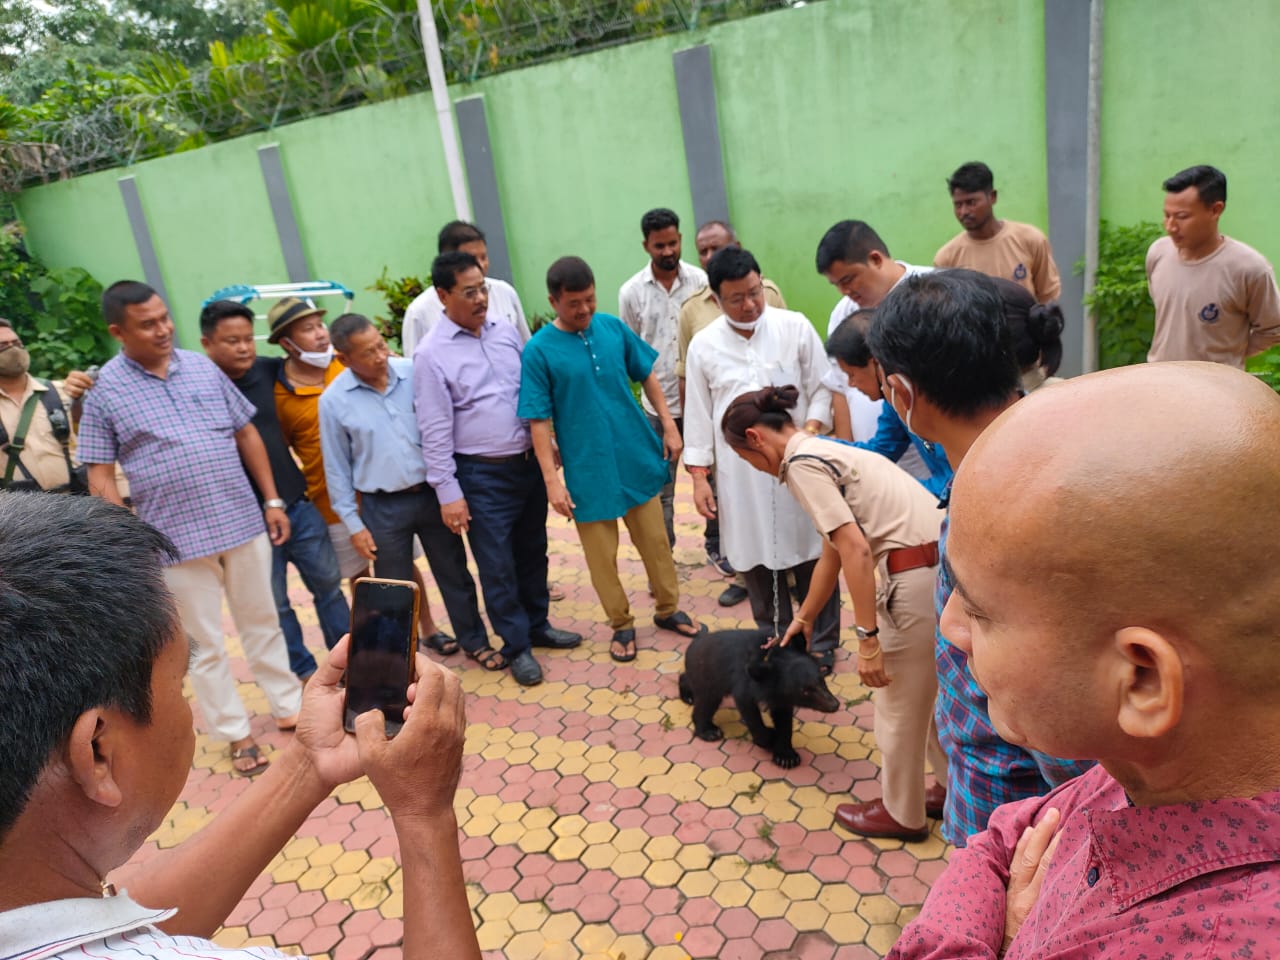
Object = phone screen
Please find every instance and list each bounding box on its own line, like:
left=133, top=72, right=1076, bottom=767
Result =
left=344, top=579, right=418, bottom=736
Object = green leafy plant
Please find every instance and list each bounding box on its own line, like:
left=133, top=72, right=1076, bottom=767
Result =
left=367, top=266, right=425, bottom=348
left=0, top=217, right=112, bottom=377
left=1081, top=220, right=1163, bottom=370
left=1246, top=347, right=1280, bottom=392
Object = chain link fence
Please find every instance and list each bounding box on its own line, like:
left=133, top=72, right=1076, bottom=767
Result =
left=1, top=0, right=802, bottom=191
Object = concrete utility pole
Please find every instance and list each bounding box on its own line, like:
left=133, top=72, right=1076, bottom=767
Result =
left=1082, top=0, right=1104, bottom=372
left=416, top=0, right=472, bottom=221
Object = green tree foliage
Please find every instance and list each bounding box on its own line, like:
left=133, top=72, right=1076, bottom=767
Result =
left=0, top=219, right=114, bottom=378
left=1083, top=220, right=1163, bottom=369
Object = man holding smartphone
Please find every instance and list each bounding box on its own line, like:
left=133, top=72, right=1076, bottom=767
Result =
left=414, top=252, right=582, bottom=687
left=0, top=493, right=481, bottom=960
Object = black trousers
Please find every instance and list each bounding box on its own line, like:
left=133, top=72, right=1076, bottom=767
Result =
left=360, top=486, right=487, bottom=651
left=741, top=558, right=841, bottom=652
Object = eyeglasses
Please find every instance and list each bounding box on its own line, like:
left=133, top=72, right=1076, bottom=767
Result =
left=459, top=282, right=490, bottom=303
left=0, top=338, right=23, bottom=353
left=722, top=286, right=765, bottom=310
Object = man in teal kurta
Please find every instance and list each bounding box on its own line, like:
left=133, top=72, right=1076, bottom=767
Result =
left=519, top=256, right=704, bottom=662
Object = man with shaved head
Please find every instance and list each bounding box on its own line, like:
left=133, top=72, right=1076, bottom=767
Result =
left=889, top=361, right=1280, bottom=957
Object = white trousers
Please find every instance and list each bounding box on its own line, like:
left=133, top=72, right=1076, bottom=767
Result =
left=163, top=533, right=303, bottom=742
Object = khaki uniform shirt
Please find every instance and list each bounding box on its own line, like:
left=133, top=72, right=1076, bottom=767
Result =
left=934, top=220, right=1061, bottom=303
left=675, top=279, right=786, bottom=378
left=0, top=376, right=74, bottom=490
left=779, top=433, right=941, bottom=562
left=1146, top=235, right=1280, bottom=367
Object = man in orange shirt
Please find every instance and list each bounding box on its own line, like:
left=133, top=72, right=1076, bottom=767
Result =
left=269, top=298, right=456, bottom=652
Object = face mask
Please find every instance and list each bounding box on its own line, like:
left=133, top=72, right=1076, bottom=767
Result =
left=0, top=347, right=30, bottom=378
left=287, top=339, right=334, bottom=369
left=725, top=316, right=759, bottom=333
left=889, top=375, right=916, bottom=434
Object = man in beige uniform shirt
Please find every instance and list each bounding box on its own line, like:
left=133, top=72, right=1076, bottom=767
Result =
left=676, top=220, right=785, bottom=604
left=1146, top=164, right=1280, bottom=367
left=934, top=162, right=1060, bottom=303
left=0, top=319, right=94, bottom=492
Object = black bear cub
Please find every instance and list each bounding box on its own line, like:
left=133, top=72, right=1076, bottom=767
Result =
left=678, top=628, right=840, bottom=769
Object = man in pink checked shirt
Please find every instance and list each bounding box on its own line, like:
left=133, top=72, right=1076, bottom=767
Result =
left=890, top=361, right=1280, bottom=959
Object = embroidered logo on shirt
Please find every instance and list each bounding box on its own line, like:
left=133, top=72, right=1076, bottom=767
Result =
left=1199, top=303, right=1221, bottom=324
left=1013, top=263, right=1028, bottom=281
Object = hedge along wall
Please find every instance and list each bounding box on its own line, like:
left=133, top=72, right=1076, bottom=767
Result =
left=15, top=0, right=1280, bottom=350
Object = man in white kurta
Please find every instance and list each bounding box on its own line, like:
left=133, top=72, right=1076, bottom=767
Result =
left=684, top=247, right=841, bottom=662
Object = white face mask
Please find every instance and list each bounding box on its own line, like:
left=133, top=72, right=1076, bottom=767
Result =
left=725, top=316, right=759, bottom=333
left=287, top=339, right=334, bottom=369
left=889, top=375, right=916, bottom=434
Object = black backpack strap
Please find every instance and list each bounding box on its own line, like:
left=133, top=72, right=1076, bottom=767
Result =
left=2, top=391, right=42, bottom=488
left=38, top=379, right=77, bottom=483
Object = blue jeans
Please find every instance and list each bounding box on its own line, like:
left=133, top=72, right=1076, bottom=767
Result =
left=455, top=453, right=551, bottom=659
left=271, top=499, right=351, bottom=678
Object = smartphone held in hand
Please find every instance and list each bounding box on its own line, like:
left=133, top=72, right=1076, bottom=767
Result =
left=344, top=577, right=419, bottom=736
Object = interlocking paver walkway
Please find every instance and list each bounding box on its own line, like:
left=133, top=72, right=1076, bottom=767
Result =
left=129, top=476, right=950, bottom=959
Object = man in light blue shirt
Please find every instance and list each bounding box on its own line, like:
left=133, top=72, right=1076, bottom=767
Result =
left=319, top=313, right=488, bottom=658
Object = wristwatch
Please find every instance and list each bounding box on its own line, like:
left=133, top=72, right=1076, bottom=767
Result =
left=854, top=625, right=879, bottom=640
left=264, top=498, right=286, bottom=510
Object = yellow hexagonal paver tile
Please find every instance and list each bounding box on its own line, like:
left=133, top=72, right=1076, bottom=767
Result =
left=710, top=855, right=749, bottom=881
left=779, top=872, right=822, bottom=901
left=581, top=820, right=619, bottom=845
left=349, top=879, right=391, bottom=911
left=463, top=813, right=499, bottom=838
left=296, top=864, right=335, bottom=892
left=574, top=922, right=617, bottom=954
left=643, top=857, right=684, bottom=888
left=612, top=828, right=650, bottom=853
left=550, top=835, right=588, bottom=861
left=508, top=901, right=550, bottom=933
left=677, top=869, right=717, bottom=898
left=521, top=806, right=558, bottom=830
left=611, top=851, right=651, bottom=878
left=857, top=894, right=902, bottom=925
left=477, top=890, right=519, bottom=923
left=475, top=919, right=514, bottom=952
left=867, top=923, right=904, bottom=955
left=785, top=898, right=829, bottom=932
left=580, top=842, right=619, bottom=871
left=674, top=843, right=712, bottom=871
left=818, top=883, right=860, bottom=915
left=552, top=814, right=588, bottom=838
left=826, top=910, right=872, bottom=945
left=747, top=888, right=790, bottom=919
left=540, top=910, right=584, bottom=943
left=711, top=878, right=753, bottom=908
left=744, top=863, right=785, bottom=891
left=517, top=826, right=556, bottom=854
left=644, top=834, right=682, bottom=861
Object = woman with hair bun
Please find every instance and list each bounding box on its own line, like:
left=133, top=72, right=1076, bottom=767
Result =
left=990, top=278, right=1066, bottom=392
left=721, top=385, right=948, bottom=842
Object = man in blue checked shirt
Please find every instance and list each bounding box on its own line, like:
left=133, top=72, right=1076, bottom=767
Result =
left=867, top=268, right=1094, bottom=847
left=79, top=281, right=303, bottom=777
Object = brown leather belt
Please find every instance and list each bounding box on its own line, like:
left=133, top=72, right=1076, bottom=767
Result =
left=886, top=541, right=940, bottom=575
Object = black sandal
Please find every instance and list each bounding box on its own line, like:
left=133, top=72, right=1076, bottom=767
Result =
left=422, top=631, right=460, bottom=655
left=610, top=628, right=637, bottom=663
left=230, top=744, right=270, bottom=777
left=654, top=611, right=706, bottom=638
left=467, top=646, right=508, bottom=671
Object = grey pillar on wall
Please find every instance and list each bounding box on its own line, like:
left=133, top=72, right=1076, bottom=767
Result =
left=1044, top=0, right=1091, bottom=376
left=673, top=44, right=730, bottom=230
left=258, top=144, right=311, bottom=283
left=455, top=95, right=513, bottom=284
left=117, top=175, right=176, bottom=343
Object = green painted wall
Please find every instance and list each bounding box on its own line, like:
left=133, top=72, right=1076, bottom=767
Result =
left=14, top=0, right=1280, bottom=347
left=1099, top=0, right=1280, bottom=264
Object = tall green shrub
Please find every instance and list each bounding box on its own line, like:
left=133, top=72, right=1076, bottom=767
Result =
left=1083, top=220, right=1163, bottom=369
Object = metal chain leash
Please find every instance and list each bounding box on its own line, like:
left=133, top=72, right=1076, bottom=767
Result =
left=770, top=479, right=782, bottom=641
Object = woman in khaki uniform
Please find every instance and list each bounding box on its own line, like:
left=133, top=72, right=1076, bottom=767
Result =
left=721, top=384, right=947, bottom=841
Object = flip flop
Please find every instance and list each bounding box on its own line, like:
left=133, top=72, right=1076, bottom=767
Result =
left=467, top=646, right=509, bottom=671
left=654, top=611, right=706, bottom=638
left=421, top=631, right=460, bottom=655
left=610, top=629, right=637, bottom=663
left=230, top=744, right=270, bottom=777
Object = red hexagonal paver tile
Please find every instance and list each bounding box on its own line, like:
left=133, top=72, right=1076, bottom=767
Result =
left=716, top=906, right=760, bottom=940
left=753, top=917, right=798, bottom=952
left=682, top=924, right=727, bottom=958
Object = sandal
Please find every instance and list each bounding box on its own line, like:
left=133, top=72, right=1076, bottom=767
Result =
left=654, top=611, right=706, bottom=638
left=467, top=646, right=509, bottom=671
left=421, top=631, right=460, bottom=655
left=610, top=628, right=637, bottom=663
left=230, top=743, right=270, bottom=777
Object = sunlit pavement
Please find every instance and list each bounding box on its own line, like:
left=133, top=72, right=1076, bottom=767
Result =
left=128, top=475, right=950, bottom=959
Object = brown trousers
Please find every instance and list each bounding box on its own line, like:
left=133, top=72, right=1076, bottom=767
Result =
left=575, top=495, right=679, bottom=629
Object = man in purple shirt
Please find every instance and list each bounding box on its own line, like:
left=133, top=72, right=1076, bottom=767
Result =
left=889, top=361, right=1280, bottom=959
left=77, top=281, right=303, bottom=776
left=414, top=252, right=581, bottom=687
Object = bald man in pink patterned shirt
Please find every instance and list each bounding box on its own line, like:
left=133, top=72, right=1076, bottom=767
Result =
left=891, top=362, right=1280, bottom=958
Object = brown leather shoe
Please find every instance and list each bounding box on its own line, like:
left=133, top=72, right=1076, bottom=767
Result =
left=834, top=800, right=929, bottom=842
left=925, top=782, right=947, bottom=819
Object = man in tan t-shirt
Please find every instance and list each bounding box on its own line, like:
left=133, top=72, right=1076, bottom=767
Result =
left=934, top=161, right=1060, bottom=303
left=1146, top=164, right=1280, bottom=368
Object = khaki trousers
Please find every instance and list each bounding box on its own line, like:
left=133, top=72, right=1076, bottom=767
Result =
left=575, top=496, right=680, bottom=629
left=163, top=533, right=304, bottom=743
left=871, top=564, right=948, bottom=831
